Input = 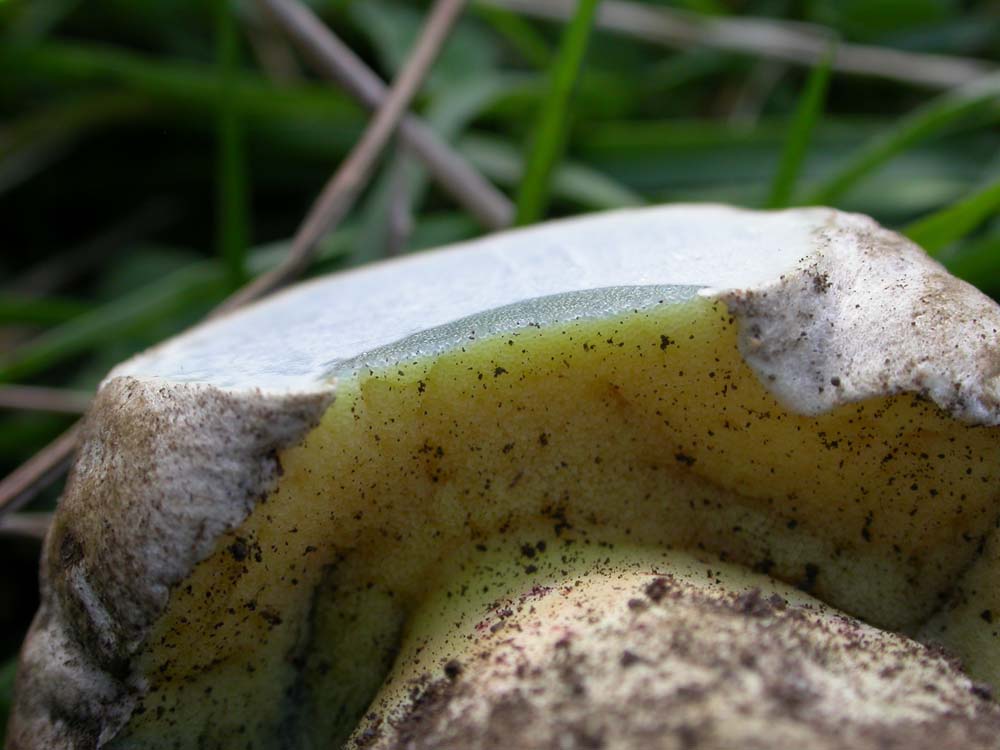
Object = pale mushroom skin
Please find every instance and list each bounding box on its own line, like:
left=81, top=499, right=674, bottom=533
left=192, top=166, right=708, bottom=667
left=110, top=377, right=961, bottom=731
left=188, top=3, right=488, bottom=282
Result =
left=6, top=205, right=1000, bottom=749
left=351, top=543, right=1000, bottom=749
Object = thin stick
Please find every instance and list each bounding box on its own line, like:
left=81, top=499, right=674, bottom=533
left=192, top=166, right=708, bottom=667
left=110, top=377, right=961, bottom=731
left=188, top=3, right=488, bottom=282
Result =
left=258, top=0, right=514, bottom=230
left=0, top=512, right=52, bottom=541
left=0, top=424, right=79, bottom=517
left=479, top=0, right=996, bottom=90
left=216, top=0, right=469, bottom=313
left=0, top=385, right=91, bottom=414
left=242, top=6, right=303, bottom=84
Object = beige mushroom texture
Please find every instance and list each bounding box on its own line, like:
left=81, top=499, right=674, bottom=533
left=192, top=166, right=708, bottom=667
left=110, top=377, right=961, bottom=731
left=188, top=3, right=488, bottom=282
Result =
left=7, top=205, right=1000, bottom=749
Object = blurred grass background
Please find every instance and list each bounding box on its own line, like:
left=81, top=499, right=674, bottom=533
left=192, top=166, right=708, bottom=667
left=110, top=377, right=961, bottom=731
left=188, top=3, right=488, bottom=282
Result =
left=1, top=0, right=999, bottom=734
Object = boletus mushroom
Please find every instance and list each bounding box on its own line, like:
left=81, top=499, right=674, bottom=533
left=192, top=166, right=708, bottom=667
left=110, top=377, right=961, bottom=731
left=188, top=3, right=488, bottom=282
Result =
left=8, top=205, right=1000, bottom=749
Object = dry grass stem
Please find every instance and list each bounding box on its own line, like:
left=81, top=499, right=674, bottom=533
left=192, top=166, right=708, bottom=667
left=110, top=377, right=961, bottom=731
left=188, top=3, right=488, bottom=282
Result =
left=480, top=0, right=996, bottom=89
left=0, top=385, right=91, bottom=415
left=258, top=0, right=514, bottom=229
left=217, top=0, right=470, bottom=314
left=0, top=424, right=79, bottom=517
left=0, top=512, right=52, bottom=541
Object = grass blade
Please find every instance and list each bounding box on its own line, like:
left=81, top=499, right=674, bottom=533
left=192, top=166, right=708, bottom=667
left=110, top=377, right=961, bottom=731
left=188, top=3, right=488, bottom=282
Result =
left=0, top=264, right=229, bottom=384
left=463, top=134, right=645, bottom=210
left=940, top=232, right=1000, bottom=293
left=0, top=296, right=91, bottom=326
left=2, top=0, right=80, bottom=44
left=806, top=72, right=1000, bottom=205
left=9, top=42, right=362, bottom=128
left=515, top=0, right=601, bottom=225
left=904, top=174, right=1000, bottom=254
left=766, top=46, right=833, bottom=209
left=0, top=656, right=15, bottom=741
left=216, top=0, right=250, bottom=289
left=473, top=3, right=551, bottom=69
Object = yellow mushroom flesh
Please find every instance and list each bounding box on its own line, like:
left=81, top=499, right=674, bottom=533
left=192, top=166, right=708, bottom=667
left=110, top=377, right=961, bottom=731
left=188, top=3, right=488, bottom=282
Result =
left=112, top=295, right=1000, bottom=748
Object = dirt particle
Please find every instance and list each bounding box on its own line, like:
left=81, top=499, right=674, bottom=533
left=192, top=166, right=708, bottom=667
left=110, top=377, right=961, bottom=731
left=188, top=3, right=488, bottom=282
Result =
left=799, top=563, right=821, bottom=593
left=812, top=272, right=831, bottom=293
left=620, top=649, right=641, bottom=668
left=58, top=530, right=83, bottom=569
left=259, top=609, right=283, bottom=627
left=645, top=577, right=671, bottom=603
left=677, top=724, right=699, bottom=749
left=735, top=588, right=774, bottom=618
left=972, top=682, right=994, bottom=701
left=228, top=538, right=249, bottom=562
left=443, top=660, right=463, bottom=680
left=753, top=558, right=775, bottom=576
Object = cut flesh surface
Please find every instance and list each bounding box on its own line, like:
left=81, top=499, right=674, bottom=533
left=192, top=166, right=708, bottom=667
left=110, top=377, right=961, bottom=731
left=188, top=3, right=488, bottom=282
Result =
left=115, top=295, right=1000, bottom=748
left=9, top=206, right=1000, bottom=750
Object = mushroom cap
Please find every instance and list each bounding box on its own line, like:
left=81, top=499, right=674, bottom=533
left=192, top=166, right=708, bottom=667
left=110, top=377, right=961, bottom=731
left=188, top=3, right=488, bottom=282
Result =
left=110, top=204, right=1000, bottom=424
left=8, top=204, right=1000, bottom=749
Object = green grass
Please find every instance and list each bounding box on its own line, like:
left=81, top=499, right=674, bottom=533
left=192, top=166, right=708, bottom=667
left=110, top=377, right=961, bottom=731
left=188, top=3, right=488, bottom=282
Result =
left=215, top=0, right=250, bottom=289
left=8, top=41, right=363, bottom=127
left=766, top=46, right=834, bottom=208
left=805, top=72, right=1000, bottom=205
left=473, top=3, right=551, bottom=69
left=0, top=657, right=15, bottom=741
left=1, top=0, right=999, bottom=737
left=905, top=173, right=1000, bottom=254
left=0, top=295, right=91, bottom=325
left=515, top=0, right=601, bottom=225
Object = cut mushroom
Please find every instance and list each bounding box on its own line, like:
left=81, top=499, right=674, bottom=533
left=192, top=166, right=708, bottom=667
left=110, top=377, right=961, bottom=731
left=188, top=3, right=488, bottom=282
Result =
left=7, top=205, right=1000, bottom=749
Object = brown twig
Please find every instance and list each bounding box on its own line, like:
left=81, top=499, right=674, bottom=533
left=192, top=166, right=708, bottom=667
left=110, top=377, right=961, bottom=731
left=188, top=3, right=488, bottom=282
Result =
left=216, top=0, right=469, bottom=314
left=0, top=424, right=79, bottom=517
left=0, top=385, right=91, bottom=415
left=258, top=0, right=514, bottom=230
left=241, top=5, right=303, bottom=84
left=0, top=512, right=52, bottom=542
left=479, top=0, right=996, bottom=90
left=0, top=0, right=470, bottom=520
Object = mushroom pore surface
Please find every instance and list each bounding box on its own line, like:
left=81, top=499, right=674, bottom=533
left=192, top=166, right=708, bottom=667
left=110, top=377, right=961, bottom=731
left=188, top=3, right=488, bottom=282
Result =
left=111, top=294, right=1000, bottom=749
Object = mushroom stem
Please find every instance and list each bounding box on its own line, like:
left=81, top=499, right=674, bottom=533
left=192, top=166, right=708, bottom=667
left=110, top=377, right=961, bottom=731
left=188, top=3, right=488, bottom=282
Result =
left=355, top=541, right=1000, bottom=749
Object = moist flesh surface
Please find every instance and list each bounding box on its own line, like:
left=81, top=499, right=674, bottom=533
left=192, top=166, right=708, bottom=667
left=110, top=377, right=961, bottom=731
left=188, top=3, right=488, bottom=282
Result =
left=109, top=296, right=1000, bottom=749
